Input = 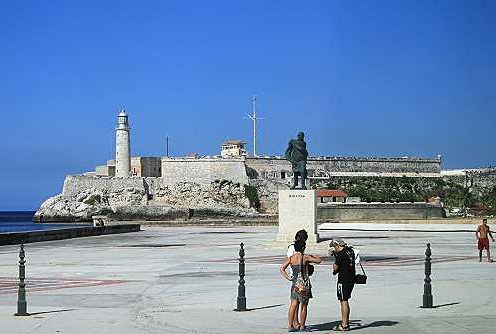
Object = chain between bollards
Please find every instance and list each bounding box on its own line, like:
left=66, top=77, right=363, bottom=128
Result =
left=15, top=243, right=28, bottom=316
left=234, top=242, right=247, bottom=311
left=422, top=243, right=433, bottom=308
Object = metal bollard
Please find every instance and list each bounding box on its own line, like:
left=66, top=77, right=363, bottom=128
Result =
left=15, top=244, right=28, bottom=316
left=234, top=242, right=247, bottom=311
left=422, top=243, right=433, bottom=308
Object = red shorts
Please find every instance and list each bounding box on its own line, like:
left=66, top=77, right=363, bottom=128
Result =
left=478, top=238, right=490, bottom=251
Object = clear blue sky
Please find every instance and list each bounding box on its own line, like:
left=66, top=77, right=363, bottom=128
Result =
left=1, top=1, right=495, bottom=210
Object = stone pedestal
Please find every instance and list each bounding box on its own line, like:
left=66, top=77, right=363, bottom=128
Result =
left=277, top=190, right=319, bottom=243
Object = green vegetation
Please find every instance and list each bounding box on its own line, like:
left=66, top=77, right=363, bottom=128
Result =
left=315, top=177, right=496, bottom=215
left=83, top=194, right=102, bottom=205
left=214, top=179, right=241, bottom=188
left=244, top=185, right=260, bottom=209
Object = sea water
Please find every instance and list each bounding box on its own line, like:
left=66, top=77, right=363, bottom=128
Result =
left=0, top=211, right=89, bottom=233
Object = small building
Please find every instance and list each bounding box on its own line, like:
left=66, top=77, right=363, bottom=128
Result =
left=131, top=157, right=161, bottom=177
left=317, top=189, right=348, bottom=203
left=221, top=140, right=247, bottom=158
left=95, top=165, right=116, bottom=177
left=95, top=157, right=161, bottom=177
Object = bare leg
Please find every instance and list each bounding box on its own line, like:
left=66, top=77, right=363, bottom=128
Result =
left=299, top=303, right=308, bottom=329
left=293, top=303, right=300, bottom=328
left=479, top=250, right=483, bottom=262
left=288, top=299, right=299, bottom=329
left=340, top=300, right=350, bottom=328
left=488, top=249, right=492, bottom=262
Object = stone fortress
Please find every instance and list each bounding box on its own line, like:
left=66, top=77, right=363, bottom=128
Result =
left=36, top=111, right=496, bottom=222
left=93, top=111, right=442, bottom=183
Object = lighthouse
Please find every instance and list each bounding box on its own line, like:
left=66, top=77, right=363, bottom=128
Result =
left=115, top=110, right=131, bottom=177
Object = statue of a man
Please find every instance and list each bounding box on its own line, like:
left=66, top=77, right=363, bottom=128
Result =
left=285, top=131, right=309, bottom=189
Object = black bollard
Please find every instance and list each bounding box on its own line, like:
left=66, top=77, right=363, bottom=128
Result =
left=422, top=243, right=433, bottom=308
left=15, top=244, right=28, bottom=316
left=234, top=242, right=247, bottom=311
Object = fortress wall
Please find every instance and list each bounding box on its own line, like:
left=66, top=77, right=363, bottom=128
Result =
left=442, top=168, right=496, bottom=189
left=245, top=156, right=441, bottom=180
left=318, top=202, right=446, bottom=221
left=245, top=158, right=292, bottom=180
left=468, top=169, right=496, bottom=189
left=161, top=158, right=249, bottom=185
left=62, top=175, right=146, bottom=196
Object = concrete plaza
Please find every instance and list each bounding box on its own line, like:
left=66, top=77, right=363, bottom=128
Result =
left=0, top=223, right=495, bottom=333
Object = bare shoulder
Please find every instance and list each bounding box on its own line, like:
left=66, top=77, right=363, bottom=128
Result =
left=290, top=252, right=302, bottom=265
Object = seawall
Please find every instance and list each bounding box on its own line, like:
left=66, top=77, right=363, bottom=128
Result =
left=0, top=224, right=141, bottom=246
left=318, top=202, right=446, bottom=221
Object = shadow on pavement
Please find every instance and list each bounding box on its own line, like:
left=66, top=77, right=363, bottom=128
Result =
left=351, top=320, right=399, bottom=331
left=308, top=320, right=342, bottom=331
left=246, top=303, right=284, bottom=311
left=309, top=320, right=399, bottom=331
left=28, top=308, right=76, bottom=316
left=433, top=302, right=460, bottom=308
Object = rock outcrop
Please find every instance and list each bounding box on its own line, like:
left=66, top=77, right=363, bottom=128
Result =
left=249, top=179, right=290, bottom=214
left=35, top=178, right=257, bottom=222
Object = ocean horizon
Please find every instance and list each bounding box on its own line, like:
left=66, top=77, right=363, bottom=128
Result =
left=0, top=211, right=89, bottom=233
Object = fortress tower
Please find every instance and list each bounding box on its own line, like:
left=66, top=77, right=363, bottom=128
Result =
left=115, top=110, right=131, bottom=177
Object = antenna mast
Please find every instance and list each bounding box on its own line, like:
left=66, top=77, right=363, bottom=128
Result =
left=247, top=95, right=259, bottom=157
left=166, top=135, right=169, bottom=157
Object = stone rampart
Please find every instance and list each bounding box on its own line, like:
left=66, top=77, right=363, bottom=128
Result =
left=318, top=202, right=446, bottom=221
left=245, top=156, right=441, bottom=181
left=442, top=168, right=496, bottom=189
left=0, top=224, right=141, bottom=246
left=62, top=175, right=146, bottom=196
left=161, top=157, right=249, bottom=185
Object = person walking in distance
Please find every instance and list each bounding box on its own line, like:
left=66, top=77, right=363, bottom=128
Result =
left=330, top=239, right=355, bottom=331
left=476, top=218, right=494, bottom=262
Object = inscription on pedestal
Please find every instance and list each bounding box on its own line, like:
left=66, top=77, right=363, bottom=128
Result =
left=277, top=190, right=319, bottom=243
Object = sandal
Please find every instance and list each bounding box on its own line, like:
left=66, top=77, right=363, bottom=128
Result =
left=288, top=327, right=298, bottom=332
left=332, top=323, right=349, bottom=331
left=299, top=326, right=311, bottom=332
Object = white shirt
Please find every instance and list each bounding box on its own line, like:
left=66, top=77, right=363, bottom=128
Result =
left=287, top=243, right=295, bottom=258
left=354, top=248, right=361, bottom=265
left=287, top=243, right=295, bottom=276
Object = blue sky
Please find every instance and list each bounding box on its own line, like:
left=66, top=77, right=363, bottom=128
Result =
left=1, top=1, right=495, bottom=210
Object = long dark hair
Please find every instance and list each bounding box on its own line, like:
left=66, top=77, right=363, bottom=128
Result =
left=295, top=229, right=308, bottom=242
left=294, top=239, right=306, bottom=253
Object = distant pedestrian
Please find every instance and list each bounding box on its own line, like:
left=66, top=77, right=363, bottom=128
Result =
left=476, top=219, right=494, bottom=262
left=329, top=239, right=355, bottom=331
left=280, top=239, right=321, bottom=332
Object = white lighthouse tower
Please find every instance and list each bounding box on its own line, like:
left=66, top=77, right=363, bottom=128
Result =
left=115, top=110, right=131, bottom=177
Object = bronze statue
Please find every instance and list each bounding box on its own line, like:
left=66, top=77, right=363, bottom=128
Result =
left=285, top=131, right=308, bottom=189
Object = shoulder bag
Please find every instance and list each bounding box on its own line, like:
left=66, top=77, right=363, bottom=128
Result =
left=355, top=263, right=367, bottom=285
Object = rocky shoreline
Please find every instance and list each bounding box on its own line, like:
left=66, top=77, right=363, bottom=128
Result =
left=34, top=179, right=269, bottom=222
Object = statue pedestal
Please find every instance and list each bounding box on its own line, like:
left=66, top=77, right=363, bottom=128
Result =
left=277, top=190, right=319, bottom=243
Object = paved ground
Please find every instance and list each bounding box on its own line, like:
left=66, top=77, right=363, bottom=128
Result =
left=0, top=223, right=495, bottom=333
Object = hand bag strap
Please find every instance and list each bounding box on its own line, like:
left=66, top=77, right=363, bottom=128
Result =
left=299, top=252, right=309, bottom=280
left=359, top=263, right=366, bottom=275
